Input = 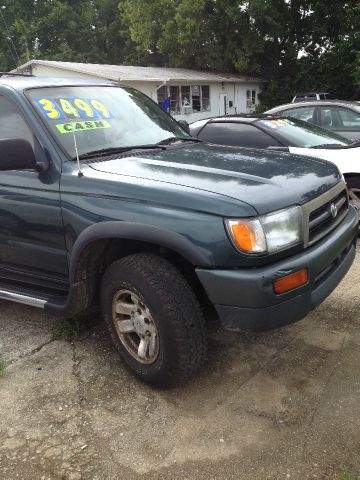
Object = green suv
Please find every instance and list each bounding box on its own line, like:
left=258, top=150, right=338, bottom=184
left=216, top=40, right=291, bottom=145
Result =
left=0, top=75, right=357, bottom=386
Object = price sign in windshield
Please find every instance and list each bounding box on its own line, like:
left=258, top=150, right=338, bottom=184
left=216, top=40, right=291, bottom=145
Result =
left=35, top=97, right=113, bottom=121
left=261, top=119, right=292, bottom=129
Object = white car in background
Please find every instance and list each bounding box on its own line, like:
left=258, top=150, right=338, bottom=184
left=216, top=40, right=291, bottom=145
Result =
left=190, top=115, right=360, bottom=214
left=289, top=142, right=360, bottom=213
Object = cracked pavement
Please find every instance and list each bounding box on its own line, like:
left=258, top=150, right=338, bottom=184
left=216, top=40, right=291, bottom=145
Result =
left=1, top=250, right=360, bottom=479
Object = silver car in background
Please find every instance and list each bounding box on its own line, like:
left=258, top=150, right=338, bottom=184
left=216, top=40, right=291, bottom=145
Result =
left=265, top=100, right=360, bottom=141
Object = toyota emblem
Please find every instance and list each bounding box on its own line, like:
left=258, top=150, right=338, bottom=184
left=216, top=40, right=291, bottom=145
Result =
left=330, top=203, right=338, bottom=218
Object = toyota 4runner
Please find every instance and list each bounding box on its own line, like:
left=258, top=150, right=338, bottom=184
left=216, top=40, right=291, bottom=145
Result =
left=0, top=75, right=357, bottom=386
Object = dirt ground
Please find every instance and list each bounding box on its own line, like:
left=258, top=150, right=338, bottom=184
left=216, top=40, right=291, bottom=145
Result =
left=1, top=249, right=360, bottom=480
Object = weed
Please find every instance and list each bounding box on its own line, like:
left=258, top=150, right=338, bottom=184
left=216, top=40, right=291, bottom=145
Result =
left=0, top=358, right=6, bottom=376
left=339, top=470, right=359, bottom=480
left=51, top=318, right=83, bottom=341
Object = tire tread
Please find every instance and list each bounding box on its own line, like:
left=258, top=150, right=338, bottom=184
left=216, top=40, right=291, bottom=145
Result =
left=101, top=253, right=207, bottom=386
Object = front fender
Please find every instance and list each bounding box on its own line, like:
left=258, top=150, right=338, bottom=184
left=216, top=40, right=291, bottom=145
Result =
left=68, top=221, right=212, bottom=282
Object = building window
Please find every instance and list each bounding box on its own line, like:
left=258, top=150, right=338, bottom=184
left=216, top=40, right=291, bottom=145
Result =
left=178, top=86, right=190, bottom=114
left=157, top=86, right=168, bottom=104
left=169, top=86, right=180, bottom=113
left=201, top=85, right=210, bottom=111
left=191, top=85, right=201, bottom=112
left=246, top=90, right=257, bottom=108
left=157, top=85, right=210, bottom=114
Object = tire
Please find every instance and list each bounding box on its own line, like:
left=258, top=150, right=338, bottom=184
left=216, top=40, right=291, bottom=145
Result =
left=100, top=253, right=207, bottom=387
left=346, top=176, right=360, bottom=222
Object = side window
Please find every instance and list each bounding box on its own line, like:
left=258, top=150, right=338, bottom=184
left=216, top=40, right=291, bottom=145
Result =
left=198, top=123, right=281, bottom=148
left=319, top=107, right=342, bottom=129
left=295, top=94, right=316, bottom=102
left=283, top=106, right=315, bottom=123
left=0, top=96, right=33, bottom=145
left=337, top=108, right=360, bottom=130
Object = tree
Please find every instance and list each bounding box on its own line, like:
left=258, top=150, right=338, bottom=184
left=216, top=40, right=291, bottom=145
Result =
left=120, top=0, right=257, bottom=70
left=0, top=1, right=35, bottom=71
left=121, top=0, right=360, bottom=106
left=0, top=0, right=358, bottom=107
left=0, top=0, right=137, bottom=70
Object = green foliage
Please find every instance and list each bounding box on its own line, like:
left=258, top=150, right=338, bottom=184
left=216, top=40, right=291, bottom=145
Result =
left=51, top=318, right=83, bottom=341
left=122, top=0, right=360, bottom=106
left=353, top=52, right=360, bottom=89
left=0, top=0, right=359, bottom=107
left=339, top=471, right=359, bottom=480
left=0, top=0, right=137, bottom=70
left=0, top=359, right=6, bottom=377
left=120, top=0, right=258, bottom=71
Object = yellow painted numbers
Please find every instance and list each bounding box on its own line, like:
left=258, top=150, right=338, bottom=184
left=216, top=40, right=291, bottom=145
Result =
left=73, top=99, right=94, bottom=118
left=35, top=97, right=112, bottom=120
left=90, top=100, right=111, bottom=118
left=37, top=98, right=64, bottom=119
left=59, top=98, right=81, bottom=118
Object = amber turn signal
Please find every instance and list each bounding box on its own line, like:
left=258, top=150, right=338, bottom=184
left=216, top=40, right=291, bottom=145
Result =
left=273, top=268, right=308, bottom=294
left=229, top=222, right=258, bottom=252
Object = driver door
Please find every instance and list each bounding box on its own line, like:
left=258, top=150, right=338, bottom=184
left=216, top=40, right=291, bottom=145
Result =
left=0, top=94, right=68, bottom=279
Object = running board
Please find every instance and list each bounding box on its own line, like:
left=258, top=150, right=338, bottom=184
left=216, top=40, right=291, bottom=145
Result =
left=0, top=288, right=49, bottom=308
left=0, top=280, right=90, bottom=317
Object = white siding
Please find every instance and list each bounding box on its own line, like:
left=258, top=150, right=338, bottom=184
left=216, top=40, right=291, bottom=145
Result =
left=235, top=83, right=262, bottom=113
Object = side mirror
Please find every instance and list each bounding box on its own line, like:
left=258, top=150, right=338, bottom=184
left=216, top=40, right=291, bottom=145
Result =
left=0, top=138, right=38, bottom=171
left=178, top=120, right=190, bottom=134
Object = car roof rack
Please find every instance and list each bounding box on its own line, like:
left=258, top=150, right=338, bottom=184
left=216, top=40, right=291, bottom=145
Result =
left=0, top=72, right=34, bottom=77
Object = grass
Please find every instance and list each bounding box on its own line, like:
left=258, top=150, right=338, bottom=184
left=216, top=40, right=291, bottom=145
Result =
left=0, top=358, right=6, bottom=377
left=339, top=471, right=359, bottom=480
left=51, top=318, right=83, bottom=341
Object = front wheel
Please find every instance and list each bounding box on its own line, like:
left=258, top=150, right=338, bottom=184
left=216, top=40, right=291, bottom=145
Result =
left=100, top=253, right=207, bottom=387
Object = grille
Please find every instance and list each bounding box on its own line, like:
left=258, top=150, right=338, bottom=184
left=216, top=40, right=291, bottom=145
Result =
left=308, top=188, right=348, bottom=245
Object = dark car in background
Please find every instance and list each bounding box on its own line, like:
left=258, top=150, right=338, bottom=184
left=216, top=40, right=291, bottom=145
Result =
left=189, top=114, right=360, bottom=214
left=189, top=114, right=354, bottom=151
left=265, top=100, right=360, bottom=140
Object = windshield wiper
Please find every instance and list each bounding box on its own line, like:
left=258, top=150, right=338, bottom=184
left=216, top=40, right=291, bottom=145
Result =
left=75, top=137, right=202, bottom=160
left=76, top=144, right=167, bottom=160
left=157, top=136, right=202, bottom=145
left=74, top=137, right=202, bottom=161
left=310, top=143, right=347, bottom=149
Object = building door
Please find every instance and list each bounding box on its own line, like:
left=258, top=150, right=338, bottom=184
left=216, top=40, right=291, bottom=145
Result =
left=219, top=94, right=227, bottom=116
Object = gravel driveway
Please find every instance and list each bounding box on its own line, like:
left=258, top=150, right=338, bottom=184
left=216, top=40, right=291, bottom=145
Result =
left=1, top=248, right=360, bottom=480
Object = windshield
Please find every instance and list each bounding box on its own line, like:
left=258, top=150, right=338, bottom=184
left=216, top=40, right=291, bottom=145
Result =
left=258, top=117, right=352, bottom=148
left=27, top=86, right=189, bottom=158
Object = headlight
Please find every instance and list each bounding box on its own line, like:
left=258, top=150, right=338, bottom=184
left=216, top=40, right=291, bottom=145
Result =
left=226, top=206, right=303, bottom=254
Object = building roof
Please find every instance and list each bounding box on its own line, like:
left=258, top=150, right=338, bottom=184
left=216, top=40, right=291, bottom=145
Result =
left=0, top=75, right=115, bottom=90
left=13, top=60, right=266, bottom=84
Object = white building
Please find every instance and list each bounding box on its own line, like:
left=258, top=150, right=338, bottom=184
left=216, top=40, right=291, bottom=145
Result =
left=14, top=60, right=266, bottom=123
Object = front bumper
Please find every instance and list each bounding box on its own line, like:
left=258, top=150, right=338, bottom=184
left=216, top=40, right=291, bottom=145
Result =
left=196, top=206, right=358, bottom=331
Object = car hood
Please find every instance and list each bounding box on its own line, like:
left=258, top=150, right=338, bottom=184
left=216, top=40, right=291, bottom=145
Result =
left=88, top=143, right=341, bottom=215
left=289, top=146, right=360, bottom=177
